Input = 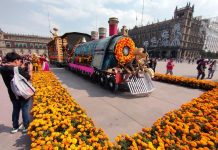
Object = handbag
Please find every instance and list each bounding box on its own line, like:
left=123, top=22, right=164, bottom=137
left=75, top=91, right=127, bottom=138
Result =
left=10, top=67, right=36, bottom=100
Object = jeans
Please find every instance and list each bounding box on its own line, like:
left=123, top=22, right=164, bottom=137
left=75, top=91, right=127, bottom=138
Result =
left=166, top=69, right=173, bottom=75
left=11, top=98, right=31, bottom=129
left=208, top=70, right=215, bottom=79
left=197, top=70, right=205, bottom=80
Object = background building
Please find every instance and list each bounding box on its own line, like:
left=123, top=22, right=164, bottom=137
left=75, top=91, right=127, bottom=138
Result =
left=129, top=3, right=204, bottom=59
left=0, top=28, right=51, bottom=57
left=201, top=17, right=218, bottom=53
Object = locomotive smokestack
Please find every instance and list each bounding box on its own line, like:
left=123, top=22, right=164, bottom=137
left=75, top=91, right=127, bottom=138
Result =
left=121, top=26, right=128, bottom=36
left=108, top=17, right=119, bottom=36
left=98, top=27, right=107, bottom=39
left=91, top=31, right=98, bottom=40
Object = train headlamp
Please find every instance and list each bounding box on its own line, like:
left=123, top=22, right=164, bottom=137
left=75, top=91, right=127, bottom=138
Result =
left=123, top=46, right=130, bottom=56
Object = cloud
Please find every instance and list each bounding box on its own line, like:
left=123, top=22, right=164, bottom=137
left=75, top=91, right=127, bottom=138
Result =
left=2, top=0, right=218, bottom=37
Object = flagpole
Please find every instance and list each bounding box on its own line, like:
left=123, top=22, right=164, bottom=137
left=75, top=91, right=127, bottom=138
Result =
left=141, top=0, right=144, bottom=26
left=46, top=5, right=51, bottom=35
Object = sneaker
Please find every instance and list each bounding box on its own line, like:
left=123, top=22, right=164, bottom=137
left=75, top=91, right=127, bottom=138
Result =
left=11, top=128, right=19, bottom=134
left=22, top=128, right=28, bottom=134
left=18, top=123, right=23, bottom=130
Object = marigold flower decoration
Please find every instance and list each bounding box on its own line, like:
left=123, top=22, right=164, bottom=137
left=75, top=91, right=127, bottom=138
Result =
left=114, top=37, right=135, bottom=65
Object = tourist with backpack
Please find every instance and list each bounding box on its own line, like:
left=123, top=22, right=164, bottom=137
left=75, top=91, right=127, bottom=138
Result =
left=0, top=52, right=33, bottom=133
left=196, top=59, right=206, bottom=80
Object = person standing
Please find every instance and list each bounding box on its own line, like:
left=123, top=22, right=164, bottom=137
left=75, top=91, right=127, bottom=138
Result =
left=197, top=59, right=206, bottom=79
left=152, top=58, right=157, bottom=72
left=208, top=60, right=217, bottom=79
left=41, top=54, right=50, bottom=71
left=32, top=53, right=39, bottom=72
left=166, top=59, right=174, bottom=75
left=0, top=52, right=32, bottom=133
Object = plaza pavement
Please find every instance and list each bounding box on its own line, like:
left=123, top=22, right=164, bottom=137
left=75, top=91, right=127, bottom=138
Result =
left=0, top=61, right=216, bottom=148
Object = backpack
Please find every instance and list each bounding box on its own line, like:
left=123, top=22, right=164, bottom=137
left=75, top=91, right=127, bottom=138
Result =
left=10, top=67, right=36, bottom=100
left=196, top=64, right=201, bottom=70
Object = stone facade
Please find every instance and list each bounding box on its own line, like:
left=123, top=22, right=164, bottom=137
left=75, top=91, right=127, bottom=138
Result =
left=128, top=3, right=204, bottom=59
left=0, top=28, right=51, bottom=57
left=201, top=17, right=218, bottom=53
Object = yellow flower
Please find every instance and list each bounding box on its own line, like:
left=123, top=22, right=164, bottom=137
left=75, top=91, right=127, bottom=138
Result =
left=72, top=138, right=77, bottom=144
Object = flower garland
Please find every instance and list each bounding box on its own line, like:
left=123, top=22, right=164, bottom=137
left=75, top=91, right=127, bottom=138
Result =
left=114, top=37, right=135, bottom=65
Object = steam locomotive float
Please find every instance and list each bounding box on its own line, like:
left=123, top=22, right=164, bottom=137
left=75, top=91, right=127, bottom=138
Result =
left=67, top=34, right=155, bottom=95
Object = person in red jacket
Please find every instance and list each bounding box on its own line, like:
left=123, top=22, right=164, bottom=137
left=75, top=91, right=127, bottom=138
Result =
left=166, top=59, right=174, bottom=75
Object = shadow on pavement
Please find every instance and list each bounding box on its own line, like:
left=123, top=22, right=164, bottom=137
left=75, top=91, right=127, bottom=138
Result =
left=13, top=134, right=31, bottom=150
left=0, top=124, right=11, bottom=133
left=51, top=68, right=149, bottom=99
left=52, top=68, right=131, bottom=98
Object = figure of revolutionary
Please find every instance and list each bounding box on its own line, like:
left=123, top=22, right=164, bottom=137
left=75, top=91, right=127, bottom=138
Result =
left=171, top=23, right=182, bottom=47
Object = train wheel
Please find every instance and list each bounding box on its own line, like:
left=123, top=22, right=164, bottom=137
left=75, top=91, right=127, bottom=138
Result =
left=108, top=77, right=118, bottom=92
left=91, top=71, right=99, bottom=83
left=99, top=74, right=107, bottom=87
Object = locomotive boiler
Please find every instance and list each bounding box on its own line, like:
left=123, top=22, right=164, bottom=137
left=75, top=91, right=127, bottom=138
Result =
left=68, top=35, right=154, bottom=95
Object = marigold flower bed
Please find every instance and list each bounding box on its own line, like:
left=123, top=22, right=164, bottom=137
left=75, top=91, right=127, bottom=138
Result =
left=154, top=73, right=217, bottom=90
left=28, top=72, right=113, bottom=150
left=29, top=72, right=218, bottom=150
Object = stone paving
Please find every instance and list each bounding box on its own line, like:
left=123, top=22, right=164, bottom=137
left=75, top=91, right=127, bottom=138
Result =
left=0, top=61, right=216, bottom=148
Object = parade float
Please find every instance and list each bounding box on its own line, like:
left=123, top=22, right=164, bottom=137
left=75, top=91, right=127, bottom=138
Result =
left=64, top=18, right=154, bottom=94
left=68, top=34, right=154, bottom=94
left=48, top=17, right=155, bottom=95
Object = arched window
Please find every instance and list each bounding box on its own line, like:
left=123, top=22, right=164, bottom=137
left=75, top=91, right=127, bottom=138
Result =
left=23, top=43, right=27, bottom=48
left=35, top=44, right=39, bottom=49
left=15, top=42, right=19, bottom=47
left=39, top=44, right=42, bottom=49
left=19, top=43, right=22, bottom=48
left=30, top=43, right=34, bottom=48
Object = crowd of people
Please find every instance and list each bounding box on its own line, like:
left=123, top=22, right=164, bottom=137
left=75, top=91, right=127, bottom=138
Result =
left=162, top=58, right=217, bottom=79
left=0, top=52, right=49, bottom=134
left=146, top=56, right=217, bottom=79
left=196, top=58, right=217, bottom=79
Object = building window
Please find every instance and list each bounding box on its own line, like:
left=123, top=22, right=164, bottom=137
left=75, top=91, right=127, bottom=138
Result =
left=18, top=43, right=23, bottom=48
left=35, top=44, right=39, bottom=49
left=23, top=43, right=27, bottom=48
left=30, top=43, right=34, bottom=48
left=15, top=42, right=19, bottom=47
left=6, top=42, right=11, bottom=48
left=39, top=44, right=42, bottom=49
left=43, top=44, right=47, bottom=49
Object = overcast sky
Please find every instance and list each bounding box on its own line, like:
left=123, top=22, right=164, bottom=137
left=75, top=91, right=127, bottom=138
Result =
left=0, top=0, right=218, bottom=37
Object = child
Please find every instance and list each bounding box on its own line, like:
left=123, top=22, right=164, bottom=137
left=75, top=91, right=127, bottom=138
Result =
left=166, top=59, right=174, bottom=75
